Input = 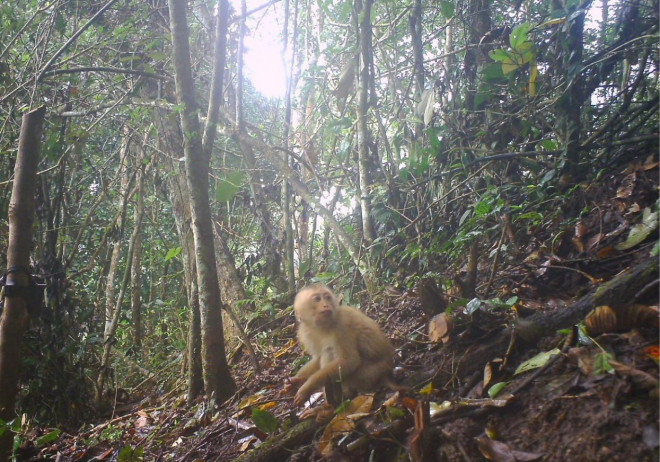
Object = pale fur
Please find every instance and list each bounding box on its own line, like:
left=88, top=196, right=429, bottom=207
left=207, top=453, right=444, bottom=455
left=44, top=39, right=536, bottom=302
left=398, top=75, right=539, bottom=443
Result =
left=293, top=284, right=395, bottom=405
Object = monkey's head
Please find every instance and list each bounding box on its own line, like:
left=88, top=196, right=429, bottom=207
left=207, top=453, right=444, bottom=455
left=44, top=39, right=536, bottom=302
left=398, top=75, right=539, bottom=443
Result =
left=294, top=284, right=338, bottom=329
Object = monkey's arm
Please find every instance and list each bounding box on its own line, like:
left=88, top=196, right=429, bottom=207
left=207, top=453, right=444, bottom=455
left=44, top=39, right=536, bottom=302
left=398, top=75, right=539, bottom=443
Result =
left=294, top=356, right=320, bottom=380
left=294, top=355, right=361, bottom=406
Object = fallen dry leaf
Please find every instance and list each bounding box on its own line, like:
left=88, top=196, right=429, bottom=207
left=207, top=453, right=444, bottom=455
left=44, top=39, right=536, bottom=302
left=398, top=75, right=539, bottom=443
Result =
left=428, top=313, right=453, bottom=343
left=318, top=394, right=374, bottom=456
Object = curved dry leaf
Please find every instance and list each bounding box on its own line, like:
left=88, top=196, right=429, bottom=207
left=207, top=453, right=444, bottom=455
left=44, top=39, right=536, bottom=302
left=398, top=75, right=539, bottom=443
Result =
left=318, top=394, right=374, bottom=456
left=585, top=304, right=659, bottom=335
left=428, top=313, right=453, bottom=343
left=585, top=305, right=617, bottom=335
left=483, top=362, right=495, bottom=389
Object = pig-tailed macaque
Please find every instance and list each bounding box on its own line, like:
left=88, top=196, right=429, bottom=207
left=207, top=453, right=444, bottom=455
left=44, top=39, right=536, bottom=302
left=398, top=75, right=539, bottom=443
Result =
left=291, top=283, right=396, bottom=407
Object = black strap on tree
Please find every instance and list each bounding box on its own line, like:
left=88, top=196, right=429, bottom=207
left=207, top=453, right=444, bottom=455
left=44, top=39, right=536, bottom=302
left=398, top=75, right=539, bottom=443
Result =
left=0, top=266, right=45, bottom=315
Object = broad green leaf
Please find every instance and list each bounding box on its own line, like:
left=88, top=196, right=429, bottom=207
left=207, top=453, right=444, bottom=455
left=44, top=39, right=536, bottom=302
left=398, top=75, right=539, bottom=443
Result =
left=164, top=247, right=182, bottom=261
left=251, top=407, right=280, bottom=434
left=538, top=139, right=559, bottom=151
left=516, top=211, right=543, bottom=224
left=482, top=62, right=505, bottom=82
left=514, top=348, right=561, bottom=375
left=488, top=49, right=511, bottom=63
left=510, top=23, right=532, bottom=49
left=35, top=429, right=61, bottom=447
left=440, top=0, right=455, bottom=18
left=216, top=171, right=245, bottom=203
left=474, top=200, right=492, bottom=217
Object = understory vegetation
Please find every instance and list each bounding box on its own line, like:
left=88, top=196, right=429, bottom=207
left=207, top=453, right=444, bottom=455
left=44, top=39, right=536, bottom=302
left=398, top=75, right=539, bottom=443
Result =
left=0, top=0, right=657, bottom=460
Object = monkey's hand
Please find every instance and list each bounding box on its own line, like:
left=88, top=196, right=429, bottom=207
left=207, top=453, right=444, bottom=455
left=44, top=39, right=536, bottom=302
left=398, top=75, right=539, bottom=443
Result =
left=283, top=377, right=305, bottom=395
left=293, top=383, right=313, bottom=407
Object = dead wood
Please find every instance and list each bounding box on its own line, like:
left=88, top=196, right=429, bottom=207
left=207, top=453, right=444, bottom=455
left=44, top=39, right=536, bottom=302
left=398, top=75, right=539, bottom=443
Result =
left=432, top=258, right=659, bottom=388
left=515, top=258, right=659, bottom=342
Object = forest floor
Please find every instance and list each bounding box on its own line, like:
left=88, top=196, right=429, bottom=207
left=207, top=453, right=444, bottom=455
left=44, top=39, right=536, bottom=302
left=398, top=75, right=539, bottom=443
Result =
left=21, top=156, right=659, bottom=461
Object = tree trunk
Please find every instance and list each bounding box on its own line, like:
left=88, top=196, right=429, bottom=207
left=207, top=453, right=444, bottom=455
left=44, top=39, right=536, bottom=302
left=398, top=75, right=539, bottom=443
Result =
left=355, top=0, right=376, bottom=245
left=97, top=133, right=133, bottom=404
left=282, top=0, right=298, bottom=294
left=0, top=106, right=45, bottom=459
left=464, top=0, right=492, bottom=110
left=213, top=226, right=261, bottom=373
left=130, top=164, right=145, bottom=353
left=97, top=180, right=143, bottom=404
left=554, top=0, right=588, bottom=181
left=409, top=0, right=424, bottom=139
left=168, top=0, right=236, bottom=402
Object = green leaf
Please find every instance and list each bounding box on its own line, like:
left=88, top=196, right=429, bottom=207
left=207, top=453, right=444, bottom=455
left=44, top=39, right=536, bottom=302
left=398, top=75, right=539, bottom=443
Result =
left=488, top=49, right=511, bottom=63
left=164, top=246, right=182, bottom=261
left=147, top=51, right=167, bottom=61
left=509, top=23, right=532, bottom=50
left=616, top=207, right=659, bottom=250
left=118, top=445, right=144, bottom=462
left=216, top=171, right=245, bottom=202
left=35, top=429, right=61, bottom=447
left=515, top=212, right=543, bottom=224
left=474, top=200, right=492, bottom=217
left=252, top=408, right=280, bottom=434
left=487, top=381, right=510, bottom=398
left=594, top=352, right=615, bottom=375
left=514, top=348, right=561, bottom=375
left=482, top=62, right=505, bottom=82
left=427, top=127, right=444, bottom=152
left=440, top=0, right=455, bottom=18
left=538, top=139, right=559, bottom=151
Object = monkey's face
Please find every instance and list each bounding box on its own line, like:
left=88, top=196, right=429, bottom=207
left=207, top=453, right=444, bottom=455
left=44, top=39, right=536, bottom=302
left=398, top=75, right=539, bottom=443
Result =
left=312, top=290, right=336, bottom=327
left=296, top=287, right=337, bottom=329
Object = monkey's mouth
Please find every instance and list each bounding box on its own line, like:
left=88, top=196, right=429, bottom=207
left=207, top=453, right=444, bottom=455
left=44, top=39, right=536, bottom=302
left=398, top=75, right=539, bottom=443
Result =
left=318, top=310, right=332, bottom=318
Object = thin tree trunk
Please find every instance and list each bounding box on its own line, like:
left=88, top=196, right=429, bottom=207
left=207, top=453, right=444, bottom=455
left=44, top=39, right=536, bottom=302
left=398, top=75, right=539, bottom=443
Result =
left=282, top=0, right=297, bottom=293
left=464, top=0, right=491, bottom=110
left=168, top=0, right=236, bottom=402
left=555, top=0, right=589, bottom=180
left=202, top=0, right=229, bottom=160
left=103, top=140, right=132, bottom=346
left=97, top=180, right=143, bottom=404
left=0, top=106, right=45, bottom=459
left=154, top=104, right=206, bottom=401
left=355, top=0, right=376, bottom=245
left=409, top=0, right=424, bottom=138
left=130, top=164, right=145, bottom=354
left=213, top=227, right=261, bottom=373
